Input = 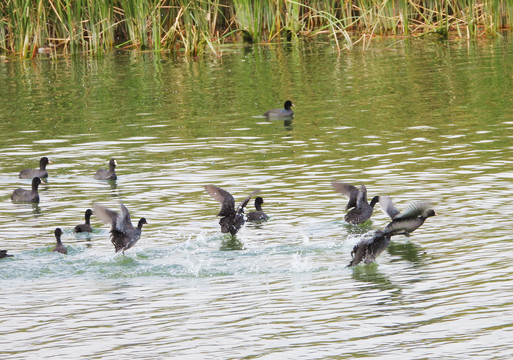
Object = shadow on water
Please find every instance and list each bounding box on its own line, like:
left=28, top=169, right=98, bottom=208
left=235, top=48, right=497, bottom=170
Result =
left=9, top=199, right=42, bottom=216
left=350, top=262, right=398, bottom=291
left=73, top=232, right=94, bottom=247
left=246, top=222, right=266, bottom=231
left=259, top=117, right=293, bottom=131
left=219, top=235, right=245, bottom=251
left=388, top=240, right=426, bottom=265
left=107, top=180, right=117, bottom=190
left=32, top=203, right=41, bottom=215
left=283, top=118, right=293, bottom=131
left=343, top=221, right=375, bottom=235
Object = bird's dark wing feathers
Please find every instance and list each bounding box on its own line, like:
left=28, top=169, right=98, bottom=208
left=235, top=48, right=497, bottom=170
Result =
left=332, top=182, right=359, bottom=210
left=379, top=196, right=401, bottom=219
left=205, top=185, right=235, bottom=216
left=237, top=190, right=260, bottom=213
left=394, top=201, right=432, bottom=220
left=93, top=204, right=120, bottom=229
left=118, top=202, right=133, bottom=231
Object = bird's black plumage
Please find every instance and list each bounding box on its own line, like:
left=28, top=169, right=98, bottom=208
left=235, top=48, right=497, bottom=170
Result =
left=0, top=250, right=13, bottom=259
left=264, top=100, right=294, bottom=118
left=19, top=157, right=52, bottom=179
left=348, top=197, right=436, bottom=267
left=52, top=228, right=67, bottom=254
left=11, top=177, right=44, bottom=203
left=348, top=230, right=391, bottom=267
left=205, top=185, right=258, bottom=236
left=380, top=196, right=436, bottom=236
left=94, top=159, right=117, bottom=180
left=94, top=202, right=147, bottom=253
left=246, top=196, right=269, bottom=222
left=332, top=182, right=379, bottom=224
left=74, top=209, right=93, bottom=233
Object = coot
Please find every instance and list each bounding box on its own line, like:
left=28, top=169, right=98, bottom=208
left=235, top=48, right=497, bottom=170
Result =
left=52, top=228, right=67, bottom=254
left=74, top=209, right=93, bottom=233
left=94, top=202, right=147, bottom=253
left=264, top=100, right=294, bottom=118
left=348, top=230, right=391, bottom=267
left=205, top=185, right=258, bottom=236
left=19, top=157, right=52, bottom=179
left=380, top=196, right=436, bottom=236
left=94, top=159, right=117, bottom=180
left=246, top=197, right=269, bottom=222
left=11, top=177, right=44, bottom=203
left=332, top=182, right=379, bottom=224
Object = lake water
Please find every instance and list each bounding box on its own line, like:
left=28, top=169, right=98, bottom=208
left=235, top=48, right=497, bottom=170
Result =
left=1, top=39, right=513, bottom=359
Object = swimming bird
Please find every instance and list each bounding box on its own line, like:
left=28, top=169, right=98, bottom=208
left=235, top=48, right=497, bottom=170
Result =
left=11, top=177, right=44, bottom=203
left=0, top=250, right=13, bottom=259
left=332, top=182, right=380, bottom=224
left=380, top=196, right=436, bottom=236
left=74, top=209, right=93, bottom=233
left=205, top=185, right=258, bottom=236
left=93, top=202, right=147, bottom=253
left=264, top=100, right=294, bottom=118
left=94, top=159, right=117, bottom=180
left=246, top=196, right=269, bottom=222
left=348, top=230, right=392, bottom=267
left=19, top=157, right=52, bottom=179
left=52, top=228, right=67, bottom=254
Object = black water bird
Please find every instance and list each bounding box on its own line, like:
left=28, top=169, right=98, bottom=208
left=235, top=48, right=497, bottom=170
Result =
left=264, top=100, right=294, bottom=118
left=19, top=157, right=52, bottom=179
left=74, top=209, right=93, bottom=233
left=380, top=196, right=436, bottom=236
left=348, top=197, right=436, bottom=267
left=52, top=228, right=67, bottom=254
left=205, top=185, right=258, bottom=236
left=11, top=177, right=44, bottom=203
left=246, top=197, right=269, bottom=222
left=0, top=250, right=13, bottom=259
left=332, top=182, right=379, bottom=224
left=348, top=230, right=392, bottom=267
left=94, top=159, right=117, bottom=180
left=93, top=202, right=147, bottom=253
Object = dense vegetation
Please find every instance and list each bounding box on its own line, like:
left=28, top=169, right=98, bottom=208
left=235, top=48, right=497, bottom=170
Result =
left=1, top=0, right=511, bottom=58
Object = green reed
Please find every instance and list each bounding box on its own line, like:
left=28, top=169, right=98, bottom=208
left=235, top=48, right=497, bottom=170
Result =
left=1, top=0, right=513, bottom=58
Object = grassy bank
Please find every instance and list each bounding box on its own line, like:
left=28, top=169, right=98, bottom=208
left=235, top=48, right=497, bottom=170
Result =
left=1, top=0, right=512, bottom=58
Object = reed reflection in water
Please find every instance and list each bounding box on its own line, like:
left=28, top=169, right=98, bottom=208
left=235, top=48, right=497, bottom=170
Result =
left=1, top=41, right=513, bottom=359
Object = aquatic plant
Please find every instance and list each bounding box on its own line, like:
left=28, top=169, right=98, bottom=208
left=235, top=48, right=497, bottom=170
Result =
left=0, top=0, right=512, bottom=58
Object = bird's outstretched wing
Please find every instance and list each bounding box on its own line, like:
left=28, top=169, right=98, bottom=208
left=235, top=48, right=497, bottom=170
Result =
left=118, top=202, right=133, bottom=231
left=237, top=190, right=260, bottom=213
left=332, top=182, right=359, bottom=210
left=379, top=196, right=400, bottom=219
left=394, top=201, right=432, bottom=220
left=93, top=203, right=119, bottom=229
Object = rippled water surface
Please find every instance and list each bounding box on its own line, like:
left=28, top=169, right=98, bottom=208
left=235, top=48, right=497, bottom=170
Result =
left=1, top=39, right=513, bottom=359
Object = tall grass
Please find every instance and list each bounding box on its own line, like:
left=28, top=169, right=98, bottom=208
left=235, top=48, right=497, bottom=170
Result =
left=1, top=0, right=512, bottom=58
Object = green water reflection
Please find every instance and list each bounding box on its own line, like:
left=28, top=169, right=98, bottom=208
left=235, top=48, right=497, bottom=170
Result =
left=1, top=38, right=513, bottom=359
